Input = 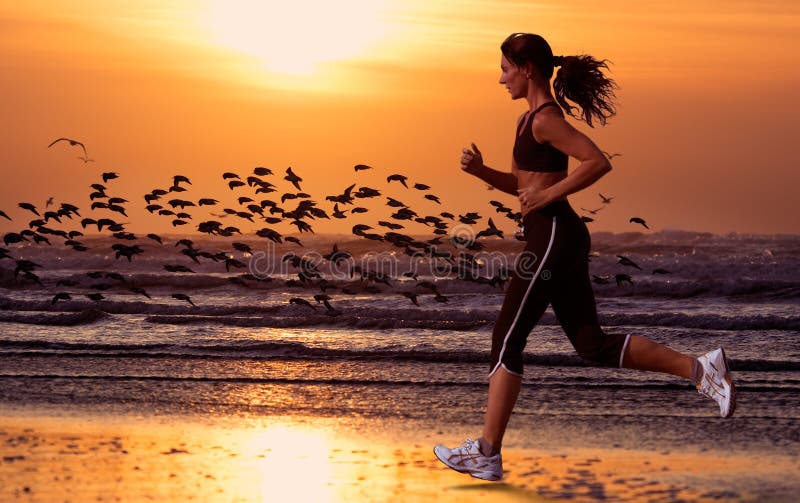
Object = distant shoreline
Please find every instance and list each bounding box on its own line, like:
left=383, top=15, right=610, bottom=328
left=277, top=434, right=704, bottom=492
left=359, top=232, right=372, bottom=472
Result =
left=4, top=229, right=798, bottom=240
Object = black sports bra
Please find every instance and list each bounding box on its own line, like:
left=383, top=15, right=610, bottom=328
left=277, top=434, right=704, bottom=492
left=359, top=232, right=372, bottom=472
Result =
left=513, top=101, right=567, bottom=173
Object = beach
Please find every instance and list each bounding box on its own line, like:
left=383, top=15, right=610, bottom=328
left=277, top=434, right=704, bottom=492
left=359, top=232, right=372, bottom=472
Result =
left=2, top=407, right=798, bottom=502
left=2, top=230, right=799, bottom=501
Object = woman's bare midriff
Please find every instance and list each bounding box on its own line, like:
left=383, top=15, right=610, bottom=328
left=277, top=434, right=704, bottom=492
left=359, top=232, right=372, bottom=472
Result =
left=517, top=169, right=567, bottom=216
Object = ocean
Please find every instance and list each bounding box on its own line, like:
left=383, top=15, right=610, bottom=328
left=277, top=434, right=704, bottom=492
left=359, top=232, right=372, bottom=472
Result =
left=1, top=230, right=798, bottom=455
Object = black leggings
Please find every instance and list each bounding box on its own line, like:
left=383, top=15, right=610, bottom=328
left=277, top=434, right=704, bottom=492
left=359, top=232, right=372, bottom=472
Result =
left=489, top=200, right=630, bottom=377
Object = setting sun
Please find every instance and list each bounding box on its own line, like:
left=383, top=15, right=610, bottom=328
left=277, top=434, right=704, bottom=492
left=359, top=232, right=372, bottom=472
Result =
left=202, top=0, right=396, bottom=75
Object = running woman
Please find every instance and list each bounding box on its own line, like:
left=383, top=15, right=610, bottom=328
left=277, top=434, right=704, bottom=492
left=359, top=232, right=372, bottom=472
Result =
left=434, top=33, right=736, bottom=482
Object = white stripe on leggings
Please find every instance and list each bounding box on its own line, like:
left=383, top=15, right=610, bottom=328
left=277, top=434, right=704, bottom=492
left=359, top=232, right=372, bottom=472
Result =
left=618, top=334, right=632, bottom=368
left=488, top=216, right=557, bottom=379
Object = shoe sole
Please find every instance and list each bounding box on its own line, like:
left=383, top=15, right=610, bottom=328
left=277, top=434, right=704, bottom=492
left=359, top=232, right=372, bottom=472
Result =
left=433, top=447, right=502, bottom=481
left=720, top=347, right=737, bottom=418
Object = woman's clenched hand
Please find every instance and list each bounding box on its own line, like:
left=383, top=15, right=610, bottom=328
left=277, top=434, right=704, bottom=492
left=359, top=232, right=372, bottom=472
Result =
left=517, top=185, right=553, bottom=214
left=460, top=143, right=484, bottom=176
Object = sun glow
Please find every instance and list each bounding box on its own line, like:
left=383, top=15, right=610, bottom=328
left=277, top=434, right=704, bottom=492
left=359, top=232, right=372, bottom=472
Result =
left=203, top=0, right=396, bottom=76
left=238, top=424, right=336, bottom=501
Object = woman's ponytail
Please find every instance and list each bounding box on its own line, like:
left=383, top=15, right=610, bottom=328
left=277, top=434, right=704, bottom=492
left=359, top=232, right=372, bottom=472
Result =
left=553, top=54, right=618, bottom=127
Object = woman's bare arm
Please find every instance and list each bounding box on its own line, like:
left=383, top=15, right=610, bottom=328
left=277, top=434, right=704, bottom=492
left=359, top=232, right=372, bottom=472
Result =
left=533, top=112, right=612, bottom=202
left=473, top=163, right=518, bottom=196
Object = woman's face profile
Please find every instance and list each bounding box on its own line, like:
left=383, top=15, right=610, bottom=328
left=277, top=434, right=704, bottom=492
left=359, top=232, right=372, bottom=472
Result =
left=499, top=55, right=527, bottom=100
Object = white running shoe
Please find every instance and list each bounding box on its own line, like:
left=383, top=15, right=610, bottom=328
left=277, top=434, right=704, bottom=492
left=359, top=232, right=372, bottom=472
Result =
left=433, top=438, right=503, bottom=481
left=697, top=347, right=737, bottom=418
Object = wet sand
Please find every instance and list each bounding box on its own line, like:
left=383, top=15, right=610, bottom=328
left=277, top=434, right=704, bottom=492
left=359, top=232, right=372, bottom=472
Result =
left=1, top=411, right=797, bottom=502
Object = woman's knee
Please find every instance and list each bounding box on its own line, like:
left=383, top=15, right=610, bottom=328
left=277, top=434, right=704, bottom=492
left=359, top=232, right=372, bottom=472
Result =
left=570, top=325, right=627, bottom=367
left=489, top=326, right=527, bottom=377
left=489, top=355, right=524, bottom=378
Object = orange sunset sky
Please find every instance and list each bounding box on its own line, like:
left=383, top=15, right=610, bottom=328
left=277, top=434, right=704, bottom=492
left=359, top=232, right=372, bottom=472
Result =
left=1, top=0, right=798, bottom=238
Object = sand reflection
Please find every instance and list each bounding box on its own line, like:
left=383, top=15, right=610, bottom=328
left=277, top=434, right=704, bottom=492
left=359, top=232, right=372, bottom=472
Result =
left=2, top=413, right=796, bottom=502
left=237, top=424, right=335, bottom=501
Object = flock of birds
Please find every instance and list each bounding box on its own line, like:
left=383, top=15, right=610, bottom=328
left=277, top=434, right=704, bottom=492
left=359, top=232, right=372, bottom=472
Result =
left=0, top=138, right=671, bottom=313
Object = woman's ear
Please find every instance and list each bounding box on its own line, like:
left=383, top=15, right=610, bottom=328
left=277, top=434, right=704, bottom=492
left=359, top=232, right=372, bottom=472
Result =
left=523, top=63, right=536, bottom=80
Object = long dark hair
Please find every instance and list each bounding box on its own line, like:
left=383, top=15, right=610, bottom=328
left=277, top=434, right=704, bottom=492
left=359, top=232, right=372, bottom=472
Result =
left=501, top=33, right=618, bottom=127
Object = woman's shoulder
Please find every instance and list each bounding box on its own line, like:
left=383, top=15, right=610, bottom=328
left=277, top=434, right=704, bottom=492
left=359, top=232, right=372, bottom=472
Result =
left=532, top=104, right=565, bottom=128
left=531, top=105, right=567, bottom=144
